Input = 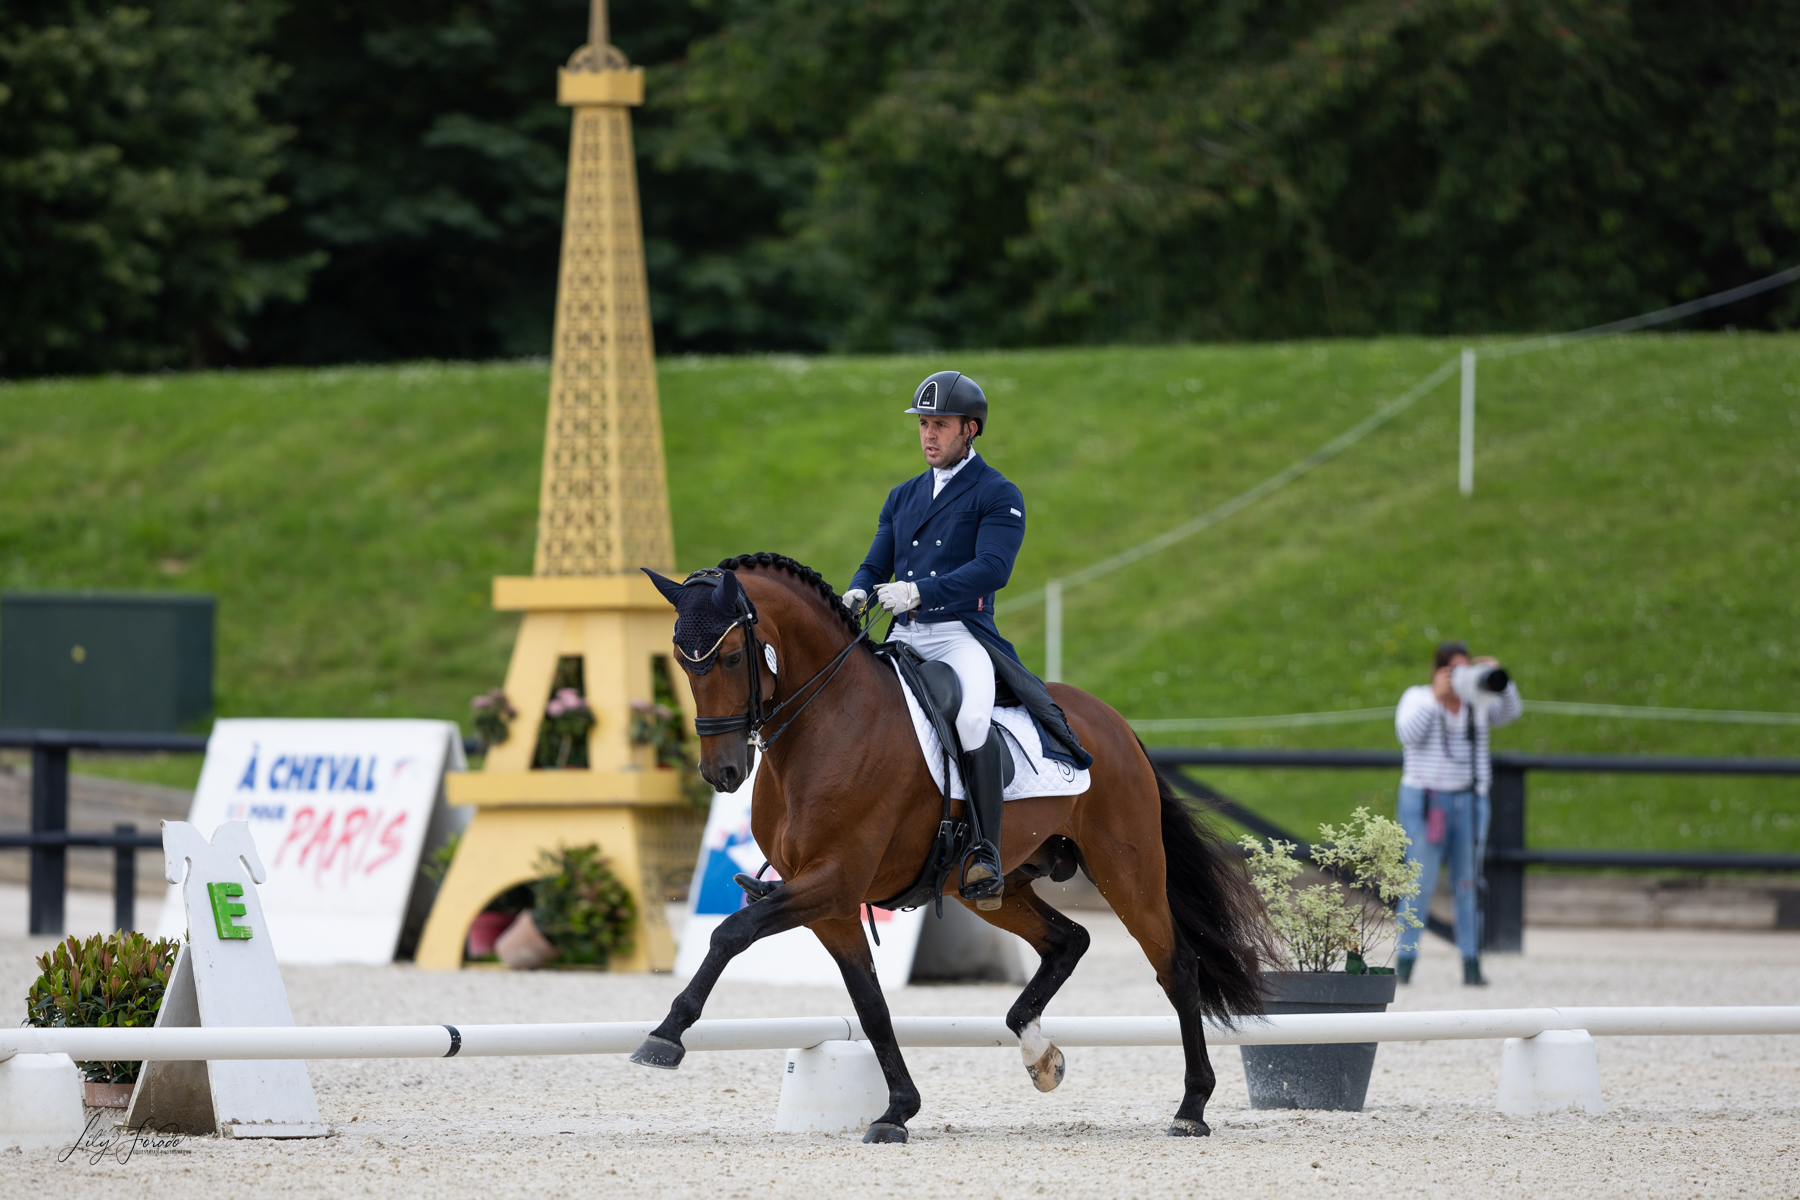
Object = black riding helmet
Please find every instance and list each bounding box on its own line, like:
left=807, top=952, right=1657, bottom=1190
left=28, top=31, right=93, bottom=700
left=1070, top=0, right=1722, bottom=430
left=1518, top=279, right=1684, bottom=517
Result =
left=903, top=370, right=988, bottom=437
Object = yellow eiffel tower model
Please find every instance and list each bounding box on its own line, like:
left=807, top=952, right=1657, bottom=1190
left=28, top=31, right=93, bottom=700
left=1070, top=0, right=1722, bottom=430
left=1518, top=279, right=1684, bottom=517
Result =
left=417, top=1, right=705, bottom=972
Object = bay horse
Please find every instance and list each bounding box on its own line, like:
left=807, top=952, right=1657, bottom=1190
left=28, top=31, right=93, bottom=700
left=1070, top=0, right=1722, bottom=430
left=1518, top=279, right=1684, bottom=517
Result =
left=635, top=553, right=1272, bottom=1142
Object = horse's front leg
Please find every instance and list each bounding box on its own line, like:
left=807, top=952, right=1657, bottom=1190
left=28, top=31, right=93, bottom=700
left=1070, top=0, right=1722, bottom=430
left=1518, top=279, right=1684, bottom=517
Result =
left=811, top=915, right=921, bottom=1143
left=629, top=879, right=827, bottom=1069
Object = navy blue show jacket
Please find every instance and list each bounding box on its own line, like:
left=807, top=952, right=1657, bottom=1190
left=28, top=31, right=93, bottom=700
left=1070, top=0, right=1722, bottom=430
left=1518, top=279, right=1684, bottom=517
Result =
left=848, top=454, right=1025, bottom=662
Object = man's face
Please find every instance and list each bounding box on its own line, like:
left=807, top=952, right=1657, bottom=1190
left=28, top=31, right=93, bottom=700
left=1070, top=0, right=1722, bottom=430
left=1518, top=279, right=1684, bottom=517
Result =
left=918, top=415, right=973, bottom=469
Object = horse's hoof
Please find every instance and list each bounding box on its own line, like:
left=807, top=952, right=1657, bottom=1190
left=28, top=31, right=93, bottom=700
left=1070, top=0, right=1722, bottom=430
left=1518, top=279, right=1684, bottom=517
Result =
left=1026, top=1045, right=1065, bottom=1093
left=629, top=1035, right=685, bottom=1070
left=1018, top=1020, right=1064, bottom=1093
left=862, top=1122, right=909, bottom=1144
left=1167, top=1117, right=1211, bottom=1138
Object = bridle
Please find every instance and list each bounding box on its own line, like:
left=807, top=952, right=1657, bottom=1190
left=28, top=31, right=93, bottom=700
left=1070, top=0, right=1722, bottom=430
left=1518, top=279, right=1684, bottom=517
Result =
left=678, top=571, right=875, bottom=753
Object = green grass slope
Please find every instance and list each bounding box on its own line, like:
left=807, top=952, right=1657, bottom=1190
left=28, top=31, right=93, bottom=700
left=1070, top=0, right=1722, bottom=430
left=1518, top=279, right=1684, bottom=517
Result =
left=1, top=336, right=1796, bottom=856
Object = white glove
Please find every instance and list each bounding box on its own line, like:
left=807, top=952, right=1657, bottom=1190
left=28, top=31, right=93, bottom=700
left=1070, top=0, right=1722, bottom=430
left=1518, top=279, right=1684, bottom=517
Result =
left=876, top=581, right=921, bottom=615
left=842, top=588, right=868, bottom=611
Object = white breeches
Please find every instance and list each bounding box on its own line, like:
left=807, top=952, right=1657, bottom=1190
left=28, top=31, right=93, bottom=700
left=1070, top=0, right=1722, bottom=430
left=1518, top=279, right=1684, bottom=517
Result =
left=889, top=618, right=995, bottom=750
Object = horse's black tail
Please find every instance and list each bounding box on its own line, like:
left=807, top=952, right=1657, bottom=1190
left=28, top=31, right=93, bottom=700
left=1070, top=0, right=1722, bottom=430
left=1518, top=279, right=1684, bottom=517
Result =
left=1142, top=741, right=1276, bottom=1023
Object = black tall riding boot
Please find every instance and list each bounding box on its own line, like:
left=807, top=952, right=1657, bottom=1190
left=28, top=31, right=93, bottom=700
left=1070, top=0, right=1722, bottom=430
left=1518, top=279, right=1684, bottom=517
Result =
left=958, top=729, right=1007, bottom=910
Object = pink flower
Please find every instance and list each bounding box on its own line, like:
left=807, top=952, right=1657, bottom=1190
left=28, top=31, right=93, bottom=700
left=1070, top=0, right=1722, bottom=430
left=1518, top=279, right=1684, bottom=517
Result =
left=471, top=695, right=493, bottom=710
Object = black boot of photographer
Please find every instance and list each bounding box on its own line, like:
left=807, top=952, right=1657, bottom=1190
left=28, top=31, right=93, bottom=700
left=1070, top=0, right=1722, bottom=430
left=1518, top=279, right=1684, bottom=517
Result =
left=957, top=730, right=1007, bottom=911
left=1463, top=957, right=1488, bottom=986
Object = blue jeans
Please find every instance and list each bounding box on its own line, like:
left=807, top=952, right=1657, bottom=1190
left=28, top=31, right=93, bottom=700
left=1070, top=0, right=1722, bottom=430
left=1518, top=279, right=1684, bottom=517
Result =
left=1395, top=785, right=1488, bottom=961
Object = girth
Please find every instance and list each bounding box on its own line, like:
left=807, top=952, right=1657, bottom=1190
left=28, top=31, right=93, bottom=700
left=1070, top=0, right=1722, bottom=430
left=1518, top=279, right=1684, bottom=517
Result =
left=866, top=642, right=1011, bottom=915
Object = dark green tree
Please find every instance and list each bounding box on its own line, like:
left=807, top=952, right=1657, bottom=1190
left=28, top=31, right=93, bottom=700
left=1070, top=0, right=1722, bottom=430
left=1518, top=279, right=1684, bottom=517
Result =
left=0, top=0, right=307, bottom=374
left=239, top=0, right=590, bottom=363
left=983, top=0, right=1800, bottom=341
left=9, top=0, right=1799, bottom=371
left=239, top=0, right=827, bottom=362
left=699, top=0, right=1800, bottom=349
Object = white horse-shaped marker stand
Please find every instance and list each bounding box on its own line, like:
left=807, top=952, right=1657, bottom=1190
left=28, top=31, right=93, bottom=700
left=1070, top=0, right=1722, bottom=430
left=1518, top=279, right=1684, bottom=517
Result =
left=125, top=821, right=327, bottom=1138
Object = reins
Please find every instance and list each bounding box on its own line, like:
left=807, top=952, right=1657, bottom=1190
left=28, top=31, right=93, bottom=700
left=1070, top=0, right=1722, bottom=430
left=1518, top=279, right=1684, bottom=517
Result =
left=690, top=596, right=877, bottom=753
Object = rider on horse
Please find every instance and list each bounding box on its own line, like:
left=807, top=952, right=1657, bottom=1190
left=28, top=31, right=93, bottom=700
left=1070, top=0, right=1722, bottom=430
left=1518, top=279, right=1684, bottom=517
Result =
left=842, top=370, right=1026, bottom=904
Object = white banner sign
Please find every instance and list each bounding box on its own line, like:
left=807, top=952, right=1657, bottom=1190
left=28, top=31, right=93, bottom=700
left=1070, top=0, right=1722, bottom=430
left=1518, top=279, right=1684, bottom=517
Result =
left=158, top=719, right=466, bottom=964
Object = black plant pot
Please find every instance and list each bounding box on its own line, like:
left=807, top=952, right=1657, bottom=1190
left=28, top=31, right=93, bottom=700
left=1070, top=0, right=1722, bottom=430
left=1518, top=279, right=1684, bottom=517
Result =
left=1239, top=970, right=1398, bottom=1112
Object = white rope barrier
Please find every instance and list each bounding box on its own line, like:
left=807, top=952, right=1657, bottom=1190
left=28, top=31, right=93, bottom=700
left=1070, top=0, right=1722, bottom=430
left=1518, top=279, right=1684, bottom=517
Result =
left=1127, top=699, right=1800, bottom=732
left=1013, top=263, right=1800, bottom=673
left=5, top=1007, right=1797, bottom=1063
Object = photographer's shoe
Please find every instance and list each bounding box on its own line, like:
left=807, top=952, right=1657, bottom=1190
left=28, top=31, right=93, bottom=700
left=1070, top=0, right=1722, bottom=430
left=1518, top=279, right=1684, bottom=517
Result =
left=1462, top=957, right=1488, bottom=987
left=1396, top=956, right=1416, bottom=984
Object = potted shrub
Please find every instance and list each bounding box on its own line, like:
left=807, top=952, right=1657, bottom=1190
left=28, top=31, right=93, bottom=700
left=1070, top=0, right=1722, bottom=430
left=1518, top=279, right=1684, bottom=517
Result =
left=25, top=932, right=180, bottom=1108
left=495, top=844, right=638, bottom=970
left=1238, top=807, right=1422, bottom=1111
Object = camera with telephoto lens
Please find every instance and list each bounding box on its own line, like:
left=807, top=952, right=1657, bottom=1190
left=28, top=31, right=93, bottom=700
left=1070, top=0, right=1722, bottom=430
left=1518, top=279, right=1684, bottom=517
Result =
left=1450, top=662, right=1511, bottom=712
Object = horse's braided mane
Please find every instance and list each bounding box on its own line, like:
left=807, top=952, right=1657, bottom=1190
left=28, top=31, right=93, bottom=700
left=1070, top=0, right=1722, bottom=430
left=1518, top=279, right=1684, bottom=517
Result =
left=716, top=552, right=873, bottom=650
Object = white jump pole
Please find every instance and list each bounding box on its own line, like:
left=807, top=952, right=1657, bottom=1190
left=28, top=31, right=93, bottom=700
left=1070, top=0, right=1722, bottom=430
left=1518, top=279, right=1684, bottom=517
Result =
left=1044, top=578, right=1064, bottom=683
left=6, top=1008, right=1799, bottom=1063
left=1459, top=346, right=1476, bottom=496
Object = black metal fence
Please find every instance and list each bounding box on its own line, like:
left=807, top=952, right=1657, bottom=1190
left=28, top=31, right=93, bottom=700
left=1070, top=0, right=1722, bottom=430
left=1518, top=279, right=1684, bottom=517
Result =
left=1146, top=747, right=1800, bottom=952
left=7, top=731, right=1798, bottom=947
left=0, top=729, right=206, bottom=937
left=1, top=728, right=488, bottom=939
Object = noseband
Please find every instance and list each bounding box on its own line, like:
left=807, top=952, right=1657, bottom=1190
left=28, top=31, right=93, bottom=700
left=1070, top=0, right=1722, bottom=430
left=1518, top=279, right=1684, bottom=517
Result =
left=678, top=570, right=873, bottom=752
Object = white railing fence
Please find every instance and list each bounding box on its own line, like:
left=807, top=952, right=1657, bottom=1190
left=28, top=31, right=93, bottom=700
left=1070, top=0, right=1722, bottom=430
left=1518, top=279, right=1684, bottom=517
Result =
left=5, top=1006, right=1800, bottom=1062
left=5, top=1006, right=1795, bottom=1139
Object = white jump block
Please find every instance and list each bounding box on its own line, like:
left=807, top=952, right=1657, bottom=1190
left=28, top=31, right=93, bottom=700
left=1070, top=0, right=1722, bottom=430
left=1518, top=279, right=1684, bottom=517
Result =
left=774, top=1041, right=888, bottom=1133
left=1496, top=1029, right=1605, bottom=1115
left=0, top=1053, right=86, bottom=1149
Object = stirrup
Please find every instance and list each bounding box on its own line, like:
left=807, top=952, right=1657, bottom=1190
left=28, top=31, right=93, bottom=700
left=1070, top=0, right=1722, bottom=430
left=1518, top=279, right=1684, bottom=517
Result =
left=959, top=844, right=1004, bottom=909
left=733, top=873, right=779, bottom=902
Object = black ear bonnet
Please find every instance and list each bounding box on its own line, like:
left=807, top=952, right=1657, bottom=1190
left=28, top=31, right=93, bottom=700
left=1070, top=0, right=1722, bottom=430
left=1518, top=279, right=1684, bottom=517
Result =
left=643, top=568, right=758, bottom=674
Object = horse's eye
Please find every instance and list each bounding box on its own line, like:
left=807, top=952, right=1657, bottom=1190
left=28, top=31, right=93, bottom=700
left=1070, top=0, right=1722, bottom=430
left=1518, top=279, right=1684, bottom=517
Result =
left=722, top=650, right=743, bottom=667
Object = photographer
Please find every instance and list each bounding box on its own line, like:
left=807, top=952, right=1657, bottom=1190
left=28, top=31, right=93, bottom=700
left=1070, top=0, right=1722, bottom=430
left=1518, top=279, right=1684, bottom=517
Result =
left=1393, top=641, right=1522, bottom=986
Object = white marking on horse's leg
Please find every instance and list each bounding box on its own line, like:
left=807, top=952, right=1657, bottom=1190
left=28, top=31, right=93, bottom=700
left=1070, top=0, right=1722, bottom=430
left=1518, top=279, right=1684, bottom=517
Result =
left=1019, top=1020, right=1065, bottom=1093
left=1019, top=1020, right=1050, bottom=1067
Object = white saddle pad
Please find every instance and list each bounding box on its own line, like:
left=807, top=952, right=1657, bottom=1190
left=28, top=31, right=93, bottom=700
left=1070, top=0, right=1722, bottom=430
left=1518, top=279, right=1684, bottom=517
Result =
left=890, top=662, right=1091, bottom=801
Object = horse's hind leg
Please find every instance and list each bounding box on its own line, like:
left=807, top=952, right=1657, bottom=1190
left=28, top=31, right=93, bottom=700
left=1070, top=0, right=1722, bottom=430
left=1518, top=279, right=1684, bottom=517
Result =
left=1078, top=843, right=1218, bottom=1135
left=811, top=916, right=921, bottom=1143
left=967, top=882, right=1091, bottom=1093
left=1160, top=931, right=1217, bottom=1136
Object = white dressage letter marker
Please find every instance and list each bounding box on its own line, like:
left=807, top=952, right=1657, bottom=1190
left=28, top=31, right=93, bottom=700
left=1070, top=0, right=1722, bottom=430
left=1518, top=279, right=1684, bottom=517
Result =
left=126, top=821, right=327, bottom=1139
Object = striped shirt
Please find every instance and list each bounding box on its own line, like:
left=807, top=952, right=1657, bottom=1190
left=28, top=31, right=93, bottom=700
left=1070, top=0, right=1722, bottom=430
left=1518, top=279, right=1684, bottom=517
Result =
left=1395, top=682, right=1522, bottom=793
